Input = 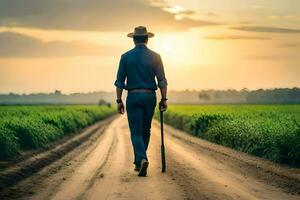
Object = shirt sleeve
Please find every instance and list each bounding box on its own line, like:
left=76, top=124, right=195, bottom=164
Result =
left=155, top=54, right=168, bottom=88
left=114, top=55, right=127, bottom=89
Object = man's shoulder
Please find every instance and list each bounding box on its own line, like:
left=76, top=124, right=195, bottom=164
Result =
left=121, top=48, right=135, bottom=58
left=121, top=47, right=161, bottom=59
left=147, top=48, right=160, bottom=57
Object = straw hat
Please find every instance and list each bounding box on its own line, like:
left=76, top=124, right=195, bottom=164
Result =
left=127, top=26, right=154, bottom=38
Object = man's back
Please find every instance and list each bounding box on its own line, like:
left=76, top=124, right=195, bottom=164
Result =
left=115, top=44, right=167, bottom=91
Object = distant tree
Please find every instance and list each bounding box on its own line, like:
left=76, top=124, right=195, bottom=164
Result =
left=98, top=98, right=111, bottom=107
left=214, top=92, right=221, bottom=100
left=241, top=88, right=249, bottom=93
left=246, top=88, right=300, bottom=103
left=198, top=92, right=211, bottom=101
left=54, top=90, right=62, bottom=95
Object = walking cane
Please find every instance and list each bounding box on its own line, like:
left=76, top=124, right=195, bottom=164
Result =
left=160, top=110, right=166, bottom=173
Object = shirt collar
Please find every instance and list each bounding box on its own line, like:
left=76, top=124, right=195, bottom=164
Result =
left=135, top=43, right=147, bottom=49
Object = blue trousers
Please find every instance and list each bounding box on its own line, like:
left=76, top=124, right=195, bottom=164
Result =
left=126, top=92, right=157, bottom=165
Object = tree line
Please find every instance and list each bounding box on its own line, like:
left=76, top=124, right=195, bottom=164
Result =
left=198, top=88, right=300, bottom=103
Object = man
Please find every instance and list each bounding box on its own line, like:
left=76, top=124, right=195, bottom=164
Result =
left=114, top=26, right=168, bottom=177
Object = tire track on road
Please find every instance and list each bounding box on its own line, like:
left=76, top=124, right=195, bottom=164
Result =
left=49, top=117, right=121, bottom=200
left=82, top=116, right=187, bottom=200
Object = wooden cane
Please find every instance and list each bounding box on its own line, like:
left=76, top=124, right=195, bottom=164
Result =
left=160, top=110, right=166, bottom=173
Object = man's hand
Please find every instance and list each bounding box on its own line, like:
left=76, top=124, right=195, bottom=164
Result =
left=159, top=99, right=168, bottom=112
left=117, top=102, right=125, bottom=114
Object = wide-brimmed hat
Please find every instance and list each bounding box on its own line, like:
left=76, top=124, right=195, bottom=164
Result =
left=127, top=26, right=154, bottom=38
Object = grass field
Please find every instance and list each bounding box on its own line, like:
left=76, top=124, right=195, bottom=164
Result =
left=155, top=105, right=300, bottom=167
left=0, top=105, right=116, bottom=160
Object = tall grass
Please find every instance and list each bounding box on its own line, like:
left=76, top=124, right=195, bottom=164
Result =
left=0, top=105, right=116, bottom=160
left=155, top=105, right=300, bottom=167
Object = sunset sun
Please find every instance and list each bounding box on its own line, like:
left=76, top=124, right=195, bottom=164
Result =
left=161, top=42, right=172, bottom=52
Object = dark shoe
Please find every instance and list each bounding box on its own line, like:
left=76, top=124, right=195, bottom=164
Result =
left=134, top=164, right=140, bottom=172
left=138, top=159, right=149, bottom=177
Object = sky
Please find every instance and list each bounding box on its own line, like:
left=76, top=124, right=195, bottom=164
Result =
left=0, top=0, right=299, bottom=93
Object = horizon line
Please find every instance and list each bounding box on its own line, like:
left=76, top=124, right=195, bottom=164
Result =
left=1, top=87, right=300, bottom=95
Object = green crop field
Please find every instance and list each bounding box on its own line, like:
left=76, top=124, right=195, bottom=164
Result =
left=156, top=105, right=300, bottom=167
left=0, top=105, right=116, bottom=160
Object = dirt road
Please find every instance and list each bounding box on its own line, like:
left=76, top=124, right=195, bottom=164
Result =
left=3, top=116, right=300, bottom=200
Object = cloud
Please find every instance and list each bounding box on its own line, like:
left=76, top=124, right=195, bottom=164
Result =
left=249, top=5, right=265, bottom=9
left=277, top=43, right=300, bottom=48
left=205, top=35, right=271, bottom=40
left=245, top=54, right=296, bottom=60
left=206, top=13, right=218, bottom=17
left=148, top=0, right=168, bottom=7
left=231, top=26, right=300, bottom=33
left=163, top=5, right=195, bottom=15
left=0, top=0, right=218, bottom=32
left=268, top=15, right=300, bottom=21
left=0, top=32, right=116, bottom=57
left=239, top=21, right=252, bottom=25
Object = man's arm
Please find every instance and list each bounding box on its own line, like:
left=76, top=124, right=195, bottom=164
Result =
left=155, top=54, right=168, bottom=112
left=116, top=87, right=123, bottom=100
left=160, top=86, right=167, bottom=100
left=155, top=55, right=168, bottom=89
left=116, top=87, right=125, bottom=114
left=159, top=86, right=168, bottom=112
left=114, top=55, right=126, bottom=89
left=114, top=55, right=126, bottom=114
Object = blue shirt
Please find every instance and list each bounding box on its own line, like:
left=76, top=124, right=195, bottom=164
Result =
left=114, top=44, right=168, bottom=91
